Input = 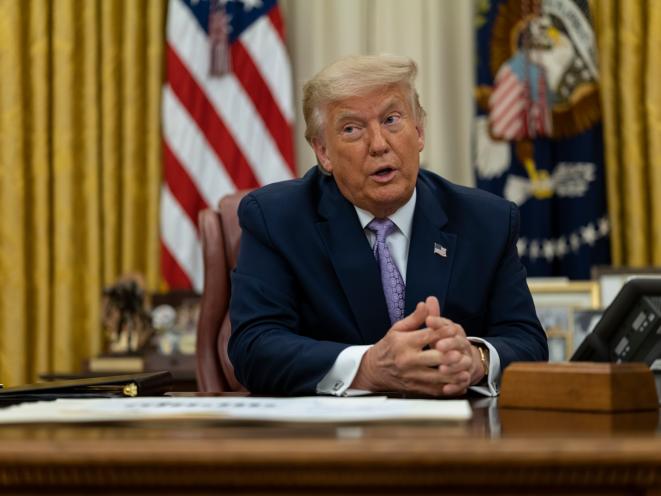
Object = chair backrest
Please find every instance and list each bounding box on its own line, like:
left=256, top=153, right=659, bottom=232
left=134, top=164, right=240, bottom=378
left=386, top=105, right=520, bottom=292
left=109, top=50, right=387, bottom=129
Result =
left=195, top=190, right=250, bottom=392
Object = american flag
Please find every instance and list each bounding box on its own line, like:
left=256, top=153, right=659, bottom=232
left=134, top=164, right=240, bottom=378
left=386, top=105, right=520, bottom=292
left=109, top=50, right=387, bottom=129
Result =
left=488, top=54, right=552, bottom=141
left=161, top=0, right=296, bottom=291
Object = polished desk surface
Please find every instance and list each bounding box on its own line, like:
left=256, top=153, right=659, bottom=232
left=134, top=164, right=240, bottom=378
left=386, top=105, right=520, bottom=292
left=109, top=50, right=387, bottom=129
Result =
left=0, top=396, right=659, bottom=495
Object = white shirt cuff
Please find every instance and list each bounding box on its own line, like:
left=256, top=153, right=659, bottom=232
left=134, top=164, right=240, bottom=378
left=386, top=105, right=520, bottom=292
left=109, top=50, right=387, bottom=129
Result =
left=467, top=337, right=501, bottom=397
left=316, top=345, right=372, bottom=396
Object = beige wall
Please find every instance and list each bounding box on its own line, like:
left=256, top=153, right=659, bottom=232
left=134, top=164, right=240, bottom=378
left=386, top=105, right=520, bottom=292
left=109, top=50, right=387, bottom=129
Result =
left=280, top=0, right=475, bottom=186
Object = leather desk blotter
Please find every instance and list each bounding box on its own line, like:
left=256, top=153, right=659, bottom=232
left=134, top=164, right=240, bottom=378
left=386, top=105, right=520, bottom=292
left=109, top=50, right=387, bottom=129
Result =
left=499, top=362, right=659, bottom=412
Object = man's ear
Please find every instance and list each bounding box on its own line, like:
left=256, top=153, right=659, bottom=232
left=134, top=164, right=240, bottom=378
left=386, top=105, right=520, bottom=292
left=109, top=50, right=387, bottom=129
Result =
left=311, top=137, right=333, bottom=173
left=416, top=123, right=425, bottom=153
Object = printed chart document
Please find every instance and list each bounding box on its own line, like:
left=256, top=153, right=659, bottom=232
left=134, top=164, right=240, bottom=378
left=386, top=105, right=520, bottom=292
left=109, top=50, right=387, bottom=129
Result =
left=0, top=396, right=471, bottom=424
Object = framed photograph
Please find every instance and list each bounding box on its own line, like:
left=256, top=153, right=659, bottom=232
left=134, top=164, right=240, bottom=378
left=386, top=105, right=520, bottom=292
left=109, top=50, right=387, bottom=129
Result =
left=536, top=306, right=572, bottom=361
left=528, top=279, right=601, bottom=361
left=592, top=266, right=661, bottom=308
left=572, top=308, right=604, bottom=354
left=527, top=278, right=600, bottom=309
left=547, top=333, right=569, bottom=363
left=150, top=291, right=201, bottom=355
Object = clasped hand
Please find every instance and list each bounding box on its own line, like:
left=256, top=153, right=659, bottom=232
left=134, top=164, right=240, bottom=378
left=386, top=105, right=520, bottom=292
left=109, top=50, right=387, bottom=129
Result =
left=351, top=296, right=485, bottom=396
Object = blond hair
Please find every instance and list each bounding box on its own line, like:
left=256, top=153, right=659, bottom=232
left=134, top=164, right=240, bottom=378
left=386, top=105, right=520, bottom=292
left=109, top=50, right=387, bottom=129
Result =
left=302, top=54, right=426, bottom=144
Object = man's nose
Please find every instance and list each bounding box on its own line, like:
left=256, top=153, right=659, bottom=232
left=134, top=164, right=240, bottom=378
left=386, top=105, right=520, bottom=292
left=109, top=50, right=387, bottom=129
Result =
left=368, top=123, right=389, bottom=156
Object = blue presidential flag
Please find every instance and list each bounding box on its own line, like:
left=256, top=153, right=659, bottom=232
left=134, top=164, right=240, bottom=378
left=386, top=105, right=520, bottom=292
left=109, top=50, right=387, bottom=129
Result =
left=474, top=0, right=610, bottom=279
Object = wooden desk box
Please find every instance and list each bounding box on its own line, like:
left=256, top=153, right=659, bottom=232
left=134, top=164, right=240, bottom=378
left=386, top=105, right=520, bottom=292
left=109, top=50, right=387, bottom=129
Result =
left=500, top=362, right=659, bottom=412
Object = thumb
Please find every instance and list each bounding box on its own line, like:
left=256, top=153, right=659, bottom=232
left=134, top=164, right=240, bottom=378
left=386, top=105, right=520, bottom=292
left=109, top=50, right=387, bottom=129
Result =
left=391, top=301, right=429, bottom=332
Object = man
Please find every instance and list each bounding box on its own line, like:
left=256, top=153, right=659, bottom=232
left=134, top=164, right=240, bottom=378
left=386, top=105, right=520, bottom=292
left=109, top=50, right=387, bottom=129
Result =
left=229, top=54, right=548, bottom=396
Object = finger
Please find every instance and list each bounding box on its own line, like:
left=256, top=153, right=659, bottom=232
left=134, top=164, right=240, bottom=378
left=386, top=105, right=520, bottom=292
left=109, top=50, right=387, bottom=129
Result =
left=391, top=301, right=428, bottom=333
left=426, top=316, right=465, bottom=333
left=400, top=366, right=447, bottom=389
left=404, top=368, right=468, bottom=397
left=437, top=349, right=467, bottom=367
left=409, top=326, right=450, bottom=348
left=417, top=348, right=444, bottom=367
left=427, top=319, right=466, bottom=340
left=446, top=369, right=471, bottom=386
left=387, top=345, right=443, bottom=372
left=435, top=335, right=472, bottom=354
left=441, top=382, right=469, bottom=396
left=392, top=366, right=468, bottom=397
left=425, top=315, right=455, bottom=328
left=425, top=296, right=440, bottom=318
left=438, top=353, right=472, bottom=375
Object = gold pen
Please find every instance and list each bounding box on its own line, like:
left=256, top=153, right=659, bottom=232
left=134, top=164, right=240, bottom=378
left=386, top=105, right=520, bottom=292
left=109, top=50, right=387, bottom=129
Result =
left=82, top=383, right=139, bottom=397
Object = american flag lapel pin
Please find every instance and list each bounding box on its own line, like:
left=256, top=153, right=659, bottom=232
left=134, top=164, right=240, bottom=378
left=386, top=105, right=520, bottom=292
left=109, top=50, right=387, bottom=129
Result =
left=434, top=242, right=447, bottom=258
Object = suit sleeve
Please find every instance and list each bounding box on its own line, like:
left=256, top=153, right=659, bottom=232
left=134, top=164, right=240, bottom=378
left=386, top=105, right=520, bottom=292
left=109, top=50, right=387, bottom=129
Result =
left=483, top=203, right=549, bottom=368
left=228, top=194, right=349, bottom=395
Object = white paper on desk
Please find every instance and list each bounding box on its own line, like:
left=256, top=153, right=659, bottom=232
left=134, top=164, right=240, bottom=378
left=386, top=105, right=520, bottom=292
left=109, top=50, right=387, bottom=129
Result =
left=0, top=396, right=471, bottom=424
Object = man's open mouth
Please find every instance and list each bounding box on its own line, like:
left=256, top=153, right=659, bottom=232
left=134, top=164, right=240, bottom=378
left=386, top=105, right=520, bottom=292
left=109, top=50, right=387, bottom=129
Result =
left=373, top=167, right=394, bottom=177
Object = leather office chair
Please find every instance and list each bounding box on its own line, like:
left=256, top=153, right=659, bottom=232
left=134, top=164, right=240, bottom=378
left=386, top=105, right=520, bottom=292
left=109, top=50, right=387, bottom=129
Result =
left=196, top=190, right=250, bottom=392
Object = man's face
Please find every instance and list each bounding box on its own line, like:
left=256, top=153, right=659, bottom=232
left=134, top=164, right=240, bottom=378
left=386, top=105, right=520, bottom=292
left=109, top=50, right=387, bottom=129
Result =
left=312, top=85, right=424, bottom=218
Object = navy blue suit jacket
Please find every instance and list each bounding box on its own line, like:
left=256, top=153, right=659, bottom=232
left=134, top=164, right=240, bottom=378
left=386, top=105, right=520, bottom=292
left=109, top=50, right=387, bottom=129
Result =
left=229, top=168, right=547, bottom=394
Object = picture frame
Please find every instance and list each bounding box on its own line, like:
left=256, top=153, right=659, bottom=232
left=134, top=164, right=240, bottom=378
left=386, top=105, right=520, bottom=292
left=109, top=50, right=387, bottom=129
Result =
left=527, top=279, right=601, bottom=361
left=536, top=305, right=573, bottom=361
left=572, top=308, right=604, bottom=354
left=547, top=332, right=569, bottom=363
left=527, top=279, right=601, bottom=309
left=591, top=265, right=661, bottom=308
left=150, top=291, right=201, bottom=355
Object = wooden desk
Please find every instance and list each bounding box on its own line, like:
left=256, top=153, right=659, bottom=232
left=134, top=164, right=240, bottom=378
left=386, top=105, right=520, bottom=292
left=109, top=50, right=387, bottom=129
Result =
left=0, top=398, right=659, bottom=495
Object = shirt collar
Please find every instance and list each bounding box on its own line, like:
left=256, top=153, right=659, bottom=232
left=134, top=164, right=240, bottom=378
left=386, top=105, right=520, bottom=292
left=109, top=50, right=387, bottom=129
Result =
left=354, top=188, right=417, bottom=240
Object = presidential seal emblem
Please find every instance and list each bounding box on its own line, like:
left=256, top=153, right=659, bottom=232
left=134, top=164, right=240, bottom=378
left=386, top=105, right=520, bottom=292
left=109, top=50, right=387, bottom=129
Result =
left=474, top=0, right=610, bottom=272
left=477, top=0, right=600, bottom=141
left=475, top=0, right=602, bottom=205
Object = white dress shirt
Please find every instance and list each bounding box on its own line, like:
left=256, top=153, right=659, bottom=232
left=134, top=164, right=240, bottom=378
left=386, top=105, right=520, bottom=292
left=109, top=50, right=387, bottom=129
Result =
left=316, top=190, right=501, bottom=397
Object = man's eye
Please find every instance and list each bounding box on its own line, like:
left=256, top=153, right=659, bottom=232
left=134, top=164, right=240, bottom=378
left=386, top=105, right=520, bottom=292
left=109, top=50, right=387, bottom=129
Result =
left=384, top=114, right=400, bottom=125
left=342, top=125, right=357, bottom=134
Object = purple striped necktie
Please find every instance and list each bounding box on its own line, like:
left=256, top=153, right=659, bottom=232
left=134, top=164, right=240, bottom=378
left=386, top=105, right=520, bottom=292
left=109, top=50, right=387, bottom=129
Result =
left=367, top=218, right=405, bottom=325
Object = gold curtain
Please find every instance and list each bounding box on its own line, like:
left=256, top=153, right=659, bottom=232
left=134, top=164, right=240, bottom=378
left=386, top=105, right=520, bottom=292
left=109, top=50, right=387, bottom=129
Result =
left=594, top=1, right=661, bottom=266
left=0, top=0, right=165, bottom=386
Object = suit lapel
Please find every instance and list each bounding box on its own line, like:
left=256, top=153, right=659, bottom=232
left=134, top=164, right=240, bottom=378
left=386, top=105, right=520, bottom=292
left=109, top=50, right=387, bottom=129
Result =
left=404, top=179, right=456, bottom=316
left=315, top=179, right=391, bottom=344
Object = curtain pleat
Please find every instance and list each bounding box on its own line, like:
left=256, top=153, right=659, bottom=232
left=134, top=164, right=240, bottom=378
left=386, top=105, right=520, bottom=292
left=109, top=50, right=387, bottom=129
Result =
left=645, top=4, right=661, bottom=265
left=100, top=0, right=122, bottom=286
left=596, top=0, right=661, bottom=267
left=594, top=0, right=621, bottom=264
left=28, top=0, right=54, bottom=380
left=618, top=1, right=647, bottom=265
left=145, top=1, right=166, bottom=292
left=120, top=0, right=146, bottom=274
left=0, top=0, right=29, bottom=383
left=51, top=0, right=99, bottom=373
left=0, top=0, right=164, bottom=386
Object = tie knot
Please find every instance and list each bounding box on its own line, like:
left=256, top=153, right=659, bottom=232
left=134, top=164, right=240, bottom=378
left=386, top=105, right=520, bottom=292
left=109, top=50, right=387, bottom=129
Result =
left=367, top=217, right=397, bottom=241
